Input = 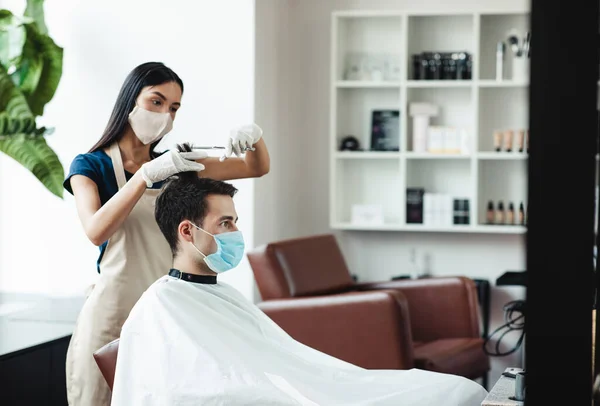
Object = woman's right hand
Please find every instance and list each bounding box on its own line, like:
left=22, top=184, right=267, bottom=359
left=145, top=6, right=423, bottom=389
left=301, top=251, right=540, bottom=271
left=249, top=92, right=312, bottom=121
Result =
left=140, top=150, right=208, bottom=186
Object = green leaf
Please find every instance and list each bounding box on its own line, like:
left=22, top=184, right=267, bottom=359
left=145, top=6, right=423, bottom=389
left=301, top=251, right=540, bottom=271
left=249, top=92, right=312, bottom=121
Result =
left=0, top=10, right=22, bottom=68
left=24, top=0, right=47, bottom=35
left=0, top=133, right=64, bottom=198
left=0, top=2, right=65, bottom=199
left=0, top=30, right=8, bottom=68
left=16, top=25, right=43, bottom=95
left=0, top=65, right=36, bottom=135
left=0, top=10, right=33, bottom=30
left=0, top=10, right=18, bottom=30
left=21, top=23, right=62, bottom=116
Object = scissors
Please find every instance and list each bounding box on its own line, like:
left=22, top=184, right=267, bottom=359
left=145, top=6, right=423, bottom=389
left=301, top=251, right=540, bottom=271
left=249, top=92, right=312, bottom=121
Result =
left=192, top=146, right=256, bottom=152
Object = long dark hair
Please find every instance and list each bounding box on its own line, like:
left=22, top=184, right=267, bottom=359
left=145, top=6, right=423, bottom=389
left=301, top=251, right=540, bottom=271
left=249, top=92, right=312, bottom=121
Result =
left=89, top=62, right=184, bottom=156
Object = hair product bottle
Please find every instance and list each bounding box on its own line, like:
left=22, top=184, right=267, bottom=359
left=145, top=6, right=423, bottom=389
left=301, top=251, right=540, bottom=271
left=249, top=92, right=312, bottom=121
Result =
left=519, top=202, right=525, bottom=225
left=493, top=130, right=502, bottom=152
left=507, top=202, right=515, bottom=225
left=487, top=200, right=495, bottom=224
left=496, top=201, right=505, bottom=224
left=517, top=130, right=525, bottom=153
left=503, top=130, right=513, bottom=152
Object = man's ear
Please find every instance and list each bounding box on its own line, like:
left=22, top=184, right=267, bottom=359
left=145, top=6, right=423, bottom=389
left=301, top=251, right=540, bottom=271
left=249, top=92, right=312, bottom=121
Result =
left=178, top=221, right=194, bottom=243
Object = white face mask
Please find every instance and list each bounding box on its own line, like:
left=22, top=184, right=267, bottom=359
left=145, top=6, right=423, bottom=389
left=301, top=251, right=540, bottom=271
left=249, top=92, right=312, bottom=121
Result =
left=128, top=105, right=174, bottom=145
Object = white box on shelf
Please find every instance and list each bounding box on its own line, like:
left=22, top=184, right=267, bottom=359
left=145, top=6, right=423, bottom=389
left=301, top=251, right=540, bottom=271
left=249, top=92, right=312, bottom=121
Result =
left=351, top=204, right=385, bottom=226
left=460, top=129, right=470, bottom=154
left=425, top=126, right=469, bottom=154
left=443, top=128, right=460, bottom=154
left=423, top=193, right=454, bottom=226
left=410, top=102, right=439, bottom=153
left=423, top=193, right=434, bottom=226
left=512, top=56, right=529, bottom=82
left=427, top=127, right=444, bottom=153
left=440, top=194, right=453, bottom=226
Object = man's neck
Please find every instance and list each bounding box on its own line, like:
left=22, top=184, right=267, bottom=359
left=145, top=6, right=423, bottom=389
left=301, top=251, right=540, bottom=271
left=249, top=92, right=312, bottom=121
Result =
left=172, top=256, right=217, bottom=277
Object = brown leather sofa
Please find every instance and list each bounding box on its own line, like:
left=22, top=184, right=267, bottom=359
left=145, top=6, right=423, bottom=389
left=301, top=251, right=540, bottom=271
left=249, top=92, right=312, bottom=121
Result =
left=247, top=234, right=490, bottom=387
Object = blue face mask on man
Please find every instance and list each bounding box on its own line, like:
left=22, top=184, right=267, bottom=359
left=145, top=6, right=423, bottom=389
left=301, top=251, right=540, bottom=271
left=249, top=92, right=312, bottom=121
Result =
left=189, top=223, right=245, bottom=273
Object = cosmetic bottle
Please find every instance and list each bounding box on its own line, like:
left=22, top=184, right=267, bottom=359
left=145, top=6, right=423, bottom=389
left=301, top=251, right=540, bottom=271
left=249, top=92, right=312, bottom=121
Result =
left=507, top=202, right=515, bottom=225
left=486, top=201, right=494, bottom=224
left=496, top=201, right=504, bottom=224
left=409, top=247, right=420, bottom=279
left=493, top=130, right=502, bottom=152
left=496, top=41, right=505, bottom=81
left=519, top=202, right=525, bottom=225
left=517, top=130, right=525, bottom=153
left=504, top=130, right=513, bottom=152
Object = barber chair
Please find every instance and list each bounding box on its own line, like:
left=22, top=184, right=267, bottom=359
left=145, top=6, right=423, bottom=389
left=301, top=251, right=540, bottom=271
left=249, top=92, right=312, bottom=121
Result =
left=93, top=338, right=120, bottom=390
left=248, top=234, right=490, bottom=387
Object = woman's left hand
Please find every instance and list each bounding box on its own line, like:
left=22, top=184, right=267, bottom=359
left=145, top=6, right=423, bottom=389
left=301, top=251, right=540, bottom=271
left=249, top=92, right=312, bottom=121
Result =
left=221, top=123, right=263, bottom=161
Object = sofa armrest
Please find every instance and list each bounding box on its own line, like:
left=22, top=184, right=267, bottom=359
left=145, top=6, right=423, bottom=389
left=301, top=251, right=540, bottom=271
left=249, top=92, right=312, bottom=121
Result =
left=258, top=290, right=414, bottom=370
left=355, top=277, right=480, bottom=342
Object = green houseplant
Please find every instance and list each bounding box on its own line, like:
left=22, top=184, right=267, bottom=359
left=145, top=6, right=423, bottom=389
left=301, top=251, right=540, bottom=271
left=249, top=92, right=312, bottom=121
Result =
left=0, top=0, right=64, bottom=198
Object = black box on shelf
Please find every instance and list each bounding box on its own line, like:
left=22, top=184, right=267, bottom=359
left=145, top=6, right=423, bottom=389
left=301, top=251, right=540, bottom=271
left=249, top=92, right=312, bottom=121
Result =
left=370, top=110, right=400, bottom=151
left=453, top=199, right=470, bottom=225
left=406, top=188, right=425, bottom=224
left=412, top=51, right=472, bottom=80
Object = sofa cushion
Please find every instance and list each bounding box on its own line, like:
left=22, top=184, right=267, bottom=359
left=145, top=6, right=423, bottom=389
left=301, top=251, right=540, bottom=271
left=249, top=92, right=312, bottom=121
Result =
left=250, top=234, right=355, bottom=299
left=413, top=338, right=490, bottom=379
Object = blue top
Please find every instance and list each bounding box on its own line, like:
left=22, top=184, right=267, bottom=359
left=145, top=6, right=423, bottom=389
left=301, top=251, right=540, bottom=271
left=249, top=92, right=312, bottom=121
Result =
left=63, top=149, right=164, bottom=273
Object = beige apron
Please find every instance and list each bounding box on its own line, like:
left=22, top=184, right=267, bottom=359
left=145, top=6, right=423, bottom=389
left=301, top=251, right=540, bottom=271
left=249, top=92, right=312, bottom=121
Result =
left=66, top=143, right=172, bottom=406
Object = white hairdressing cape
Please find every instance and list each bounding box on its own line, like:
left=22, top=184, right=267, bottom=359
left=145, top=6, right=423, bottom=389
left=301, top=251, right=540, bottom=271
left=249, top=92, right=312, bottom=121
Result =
left=111, top=276, right=488, bottom=405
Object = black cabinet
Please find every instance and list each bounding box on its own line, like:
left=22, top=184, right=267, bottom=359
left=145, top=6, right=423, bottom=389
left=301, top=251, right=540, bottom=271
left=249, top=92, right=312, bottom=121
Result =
left=0, top=336, right=71, bottom=406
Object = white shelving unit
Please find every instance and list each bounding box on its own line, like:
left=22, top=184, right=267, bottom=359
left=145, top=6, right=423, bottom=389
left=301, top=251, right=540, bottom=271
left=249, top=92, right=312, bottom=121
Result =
left=330, top=10, right=530, bottom=234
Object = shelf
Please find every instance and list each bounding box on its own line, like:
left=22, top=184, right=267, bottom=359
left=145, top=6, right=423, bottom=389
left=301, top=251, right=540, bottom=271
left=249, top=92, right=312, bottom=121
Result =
left=336, top=81, right=401, bottom=88
left=478, top=87, right=528, bottom=152
left=406, top=80, right=473, bottom=88
left=478, top=160, right=527, bottom=225
left=477, top=152, right=528, bottom=160
left=332, top=222, right=526, bottom=234
left=331, top=222, right=404, bottom=231
left=406, top=86, right=473, bottom=152
left=335, top=151, right=401, bottom=159
left=331, top=10, right=529, bottom=236
left=406, top=159, right=472, bottom=198
left=336, top=87, right=401, bottom=150
left=405, top=152, right=471, bottom=160
left=478, top=80, right=529, bottom=88
left=333, top=10, right=403, bottom=18
left=479, top=13, right=530, bottom=81
left=337, top=80, right=528, bottom=88
left=334, top=15, right=403, bottom=82
left=333, top=159, right=402, bottom=225
left=473, top=225, right=527, bottom=234
left=401, top=224, right=478, bottom=233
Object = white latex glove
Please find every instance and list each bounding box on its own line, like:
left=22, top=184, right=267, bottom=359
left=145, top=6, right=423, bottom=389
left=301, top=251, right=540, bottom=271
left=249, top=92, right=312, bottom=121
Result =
left=221, top=123, right=263, bottom=161
left=140, top=150, right=208, bottom=187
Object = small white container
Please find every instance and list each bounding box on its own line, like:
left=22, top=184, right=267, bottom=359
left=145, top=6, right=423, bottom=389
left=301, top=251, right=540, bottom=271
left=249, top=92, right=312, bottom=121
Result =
left=512, top=57, right=529, bottom=82
left=412, top=115, right=429, bottom=152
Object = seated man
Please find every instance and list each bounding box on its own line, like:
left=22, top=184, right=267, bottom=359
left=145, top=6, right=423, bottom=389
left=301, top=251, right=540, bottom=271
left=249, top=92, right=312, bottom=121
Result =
left=111, top=172, right=488, bottom=405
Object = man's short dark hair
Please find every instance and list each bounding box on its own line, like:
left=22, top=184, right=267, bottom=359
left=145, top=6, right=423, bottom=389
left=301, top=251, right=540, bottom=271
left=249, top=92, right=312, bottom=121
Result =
left=155, top=144, right=238, bottom=255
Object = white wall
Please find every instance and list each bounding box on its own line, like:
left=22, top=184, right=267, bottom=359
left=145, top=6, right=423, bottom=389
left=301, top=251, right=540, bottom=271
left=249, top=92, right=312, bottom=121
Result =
left=254, top=0, right=528, bottom=388
left=0, top=0, right=256, bottom=300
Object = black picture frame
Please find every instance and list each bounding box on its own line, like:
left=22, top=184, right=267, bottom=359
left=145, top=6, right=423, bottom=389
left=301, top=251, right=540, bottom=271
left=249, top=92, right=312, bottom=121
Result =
left=370, top=109, right=400, bottom=151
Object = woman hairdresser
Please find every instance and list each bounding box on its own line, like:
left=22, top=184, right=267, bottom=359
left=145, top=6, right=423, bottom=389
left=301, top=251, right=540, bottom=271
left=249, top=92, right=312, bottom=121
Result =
left=62, top=61, right=269, bottom=406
